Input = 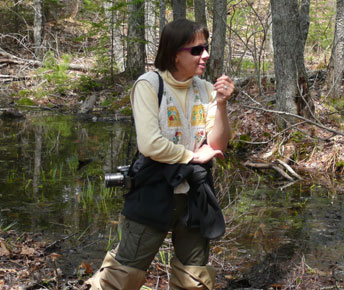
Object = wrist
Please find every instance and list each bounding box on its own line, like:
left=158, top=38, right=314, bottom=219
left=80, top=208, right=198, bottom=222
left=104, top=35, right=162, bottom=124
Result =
left=216, top=102, right=227, bottom=112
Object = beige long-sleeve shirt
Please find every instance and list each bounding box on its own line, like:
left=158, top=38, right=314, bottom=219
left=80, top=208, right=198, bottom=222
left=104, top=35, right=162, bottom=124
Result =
left=131, top=70, right=217, bottom=164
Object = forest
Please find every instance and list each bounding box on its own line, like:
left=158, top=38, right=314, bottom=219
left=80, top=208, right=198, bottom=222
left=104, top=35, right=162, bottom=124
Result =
left=0, top=0, right=344, bottom=289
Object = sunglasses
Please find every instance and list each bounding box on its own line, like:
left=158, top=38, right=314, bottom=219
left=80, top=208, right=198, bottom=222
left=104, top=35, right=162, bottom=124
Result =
left=180, top=43, right=209, bottom=56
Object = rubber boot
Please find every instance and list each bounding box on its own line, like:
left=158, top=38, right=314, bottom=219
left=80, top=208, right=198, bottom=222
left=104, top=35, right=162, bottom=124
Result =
left=169, top=257, right=216, bottom=290
left=86, top=250, right=146, bottom=290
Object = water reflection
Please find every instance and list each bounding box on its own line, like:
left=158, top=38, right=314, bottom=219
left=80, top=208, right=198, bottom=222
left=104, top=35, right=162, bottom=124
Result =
left=33, top=124, right=43, bottom=196
left=222, top=182, right=344, bottom=288
left=0, top=113, right=132, bottom=235
left=1, top=112, right=343, bottom=285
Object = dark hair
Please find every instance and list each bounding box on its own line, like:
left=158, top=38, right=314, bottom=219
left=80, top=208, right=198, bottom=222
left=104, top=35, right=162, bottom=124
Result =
left=154, top=19, right=209, bottom=72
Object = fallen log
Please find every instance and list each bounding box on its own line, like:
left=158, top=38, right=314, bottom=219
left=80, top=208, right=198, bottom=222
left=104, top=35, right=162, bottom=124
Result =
left=78, top=94, right=98, bottom=114
left=0, top=49, right=91, bottom=72
left=0, top=74, right=32, bottom=82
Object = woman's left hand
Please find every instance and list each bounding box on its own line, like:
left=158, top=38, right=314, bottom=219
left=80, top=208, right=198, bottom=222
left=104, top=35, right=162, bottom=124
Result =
left=213, top=74, right=235, bottom=104
left=190, top=144, right=224, bottom=164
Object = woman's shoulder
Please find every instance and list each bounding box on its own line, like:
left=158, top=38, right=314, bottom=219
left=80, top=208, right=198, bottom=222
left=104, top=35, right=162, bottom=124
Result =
left=136, top=71, right=161, bottom=90
left=137, top=71, right=159, bottom=81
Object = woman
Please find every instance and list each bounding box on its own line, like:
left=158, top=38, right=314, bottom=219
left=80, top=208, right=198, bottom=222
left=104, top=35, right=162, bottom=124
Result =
left=88, top=18, right=235, bottom=290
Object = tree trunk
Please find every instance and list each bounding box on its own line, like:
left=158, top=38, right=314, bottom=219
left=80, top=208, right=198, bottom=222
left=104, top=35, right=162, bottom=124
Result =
left=63, top=0, right=80, bottom=18
left=271, top=0, right=313, bottom=126
left=127, top=0, right=145, bottom=79
left=206, top=0, right=227, bottom=82
left=33, top=0, right=43, bottom=58
left=299, top=0, right=310, bottom=48
left=327, top=0, right=344, bottom=99
left=264, top=4, right=274, bottom=57
left=159, top=0, right=166, bottom=37
left=145, top=0, right=158, bottom=66
left=103, top=0, right=125, bottom=74
left=172, top=0, right=186, bottom=20
left=194, top=0, right=207, bottom=26
left=296, top=0, right=311, bottom=109
left=13, top=0, right=20, bottom=33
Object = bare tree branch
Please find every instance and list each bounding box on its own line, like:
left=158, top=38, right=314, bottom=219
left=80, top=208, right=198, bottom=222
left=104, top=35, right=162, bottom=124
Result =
left=240, top=91, right=344, bottom=136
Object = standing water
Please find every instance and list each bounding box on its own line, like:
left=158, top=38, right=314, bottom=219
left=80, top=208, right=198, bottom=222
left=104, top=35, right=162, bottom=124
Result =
left=1, top=111, right=344, bottom=288
left=0, top=112, right=133, bottom=273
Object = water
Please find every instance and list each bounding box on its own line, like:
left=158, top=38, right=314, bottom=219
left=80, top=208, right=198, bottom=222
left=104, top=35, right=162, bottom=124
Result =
left=1, top=112, right=343, bottom=286
left=217, top=177, right=344, bottom=288
left=0, top=112, right=134, bottom=272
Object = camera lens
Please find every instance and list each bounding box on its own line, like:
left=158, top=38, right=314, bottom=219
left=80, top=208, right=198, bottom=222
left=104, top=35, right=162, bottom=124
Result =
left=105, top=173, right=125, bottom=187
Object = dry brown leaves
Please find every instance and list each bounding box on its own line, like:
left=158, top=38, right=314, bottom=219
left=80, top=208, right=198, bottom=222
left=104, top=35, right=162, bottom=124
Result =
left=0, top=231, right=61, bottom=289
left=228, top=90, right=344, bottom=189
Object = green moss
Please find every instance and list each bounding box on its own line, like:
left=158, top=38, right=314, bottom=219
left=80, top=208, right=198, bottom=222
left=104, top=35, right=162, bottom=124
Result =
left=33, top=88, right=48, bottom=99
left=101, top=99, right=113, bottom=107
left=18, top=90, right=31, bottom=98
left=120, top=107, right=132, bottom=116
left=290, top=131, right=305, bottom=143
left=16, top=97, right=36, bottom=106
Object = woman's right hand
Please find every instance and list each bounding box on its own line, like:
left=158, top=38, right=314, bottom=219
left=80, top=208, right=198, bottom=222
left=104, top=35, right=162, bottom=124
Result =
left=190, top=144, right=224, bottom=164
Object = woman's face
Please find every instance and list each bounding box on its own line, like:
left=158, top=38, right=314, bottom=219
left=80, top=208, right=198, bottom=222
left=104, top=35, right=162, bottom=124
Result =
left=173, top=32, right=209, bottom=81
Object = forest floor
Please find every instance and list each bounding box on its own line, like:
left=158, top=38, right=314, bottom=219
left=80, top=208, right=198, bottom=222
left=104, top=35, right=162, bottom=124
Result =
left=1, top=67, right=344, bottom=289
left=1, top=20, right=344, bottom=289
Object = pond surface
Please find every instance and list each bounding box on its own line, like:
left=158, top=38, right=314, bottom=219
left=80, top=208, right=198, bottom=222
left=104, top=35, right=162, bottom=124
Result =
left=1, top=112, right=344, bottom=287
left=0, top=112, right=134, bottom=273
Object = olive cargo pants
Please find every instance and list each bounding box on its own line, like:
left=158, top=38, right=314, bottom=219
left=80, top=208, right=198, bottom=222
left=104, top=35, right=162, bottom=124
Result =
left=87, top=195, right=216, bottom=290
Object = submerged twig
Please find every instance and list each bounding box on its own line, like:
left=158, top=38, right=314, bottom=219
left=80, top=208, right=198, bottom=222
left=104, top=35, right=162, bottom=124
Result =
left=45, top=232, right=77, bottom=252
left=243, top=161, right=295, bottom=181
left=276, top=159, right=303, bottom=180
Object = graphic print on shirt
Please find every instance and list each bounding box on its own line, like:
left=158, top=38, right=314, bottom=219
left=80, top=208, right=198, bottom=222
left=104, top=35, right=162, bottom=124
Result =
left=194, top=88, right=200, bottom=101
left=191, top=104, right=206, bottom=126
left=194, top=129, right=205, bottom=144
left=167, top=106, right=182, bottom=127
left=173, top=131, right=182, bottom=144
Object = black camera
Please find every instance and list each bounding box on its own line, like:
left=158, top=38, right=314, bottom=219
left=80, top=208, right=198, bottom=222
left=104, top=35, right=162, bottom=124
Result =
left=104, top=165, right=131, bottom=188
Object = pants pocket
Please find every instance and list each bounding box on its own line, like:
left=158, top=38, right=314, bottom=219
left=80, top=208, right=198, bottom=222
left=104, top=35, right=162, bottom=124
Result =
left=116, top=218, right=167, bottom=270
left=117, top=218, right=145, bottom=262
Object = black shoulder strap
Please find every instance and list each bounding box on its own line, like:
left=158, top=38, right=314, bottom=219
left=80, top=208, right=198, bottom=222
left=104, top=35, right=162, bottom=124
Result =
left=154, top=71, right=164, bottom=107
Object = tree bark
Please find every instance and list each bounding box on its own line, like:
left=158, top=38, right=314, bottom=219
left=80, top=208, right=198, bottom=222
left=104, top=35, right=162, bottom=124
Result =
left=159, top=0, right=166, bottom=37
left=264, top=4, right=274, bottom=56
left=145, top=0, right=158, bottom=66
left=64, top=0, right=80, bottom=18
left=13, top=0, right=20, bottom=33
left=327, top=0, right=344, bottom=99
left=103, top=0, right=125, bottom=74
left=172, top=0, right=186, bottom=20
left=33, top=0, right=43, bottom=59
left=194, top=0, right=207, bottom=26
left=126, top=0, right=145, bottom=79
left=206, top=0, right=227, bottom=82
left=296, top=1, right=310, bottom=92
left=271, top=0, right=314, bottom=126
